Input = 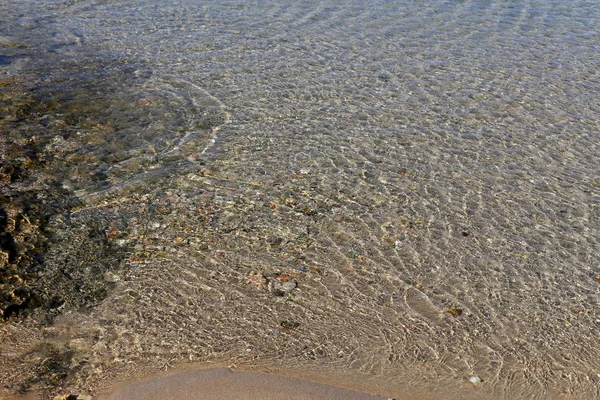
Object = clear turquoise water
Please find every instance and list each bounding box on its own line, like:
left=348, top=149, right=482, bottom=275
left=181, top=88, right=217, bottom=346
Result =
left=1, top=1, right=599, bottom=399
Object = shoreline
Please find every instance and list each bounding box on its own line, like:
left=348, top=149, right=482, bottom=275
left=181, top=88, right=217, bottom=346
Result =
left=6, top=363, right=441, bottom=400
left=93, top=367, right=394, bottom=400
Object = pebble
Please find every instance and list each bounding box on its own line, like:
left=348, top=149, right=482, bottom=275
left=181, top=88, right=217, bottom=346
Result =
left=268, top=277, right=298, bottom=296
left=103, top=272, right=121, bottom=283
left=293, top=263, right=308, bottom=272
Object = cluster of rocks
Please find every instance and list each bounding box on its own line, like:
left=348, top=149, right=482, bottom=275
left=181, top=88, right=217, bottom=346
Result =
left=0, top=200, right=45, bottom=319
left=0, top=77, right=127, bottom=321
left=244, top=272, right=298, bottom=297
left=0, top=81, right=48, bottom=319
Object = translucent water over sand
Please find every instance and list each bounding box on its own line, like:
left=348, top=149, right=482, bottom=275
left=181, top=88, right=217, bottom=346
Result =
left=1, top=1, right=599, bottom=399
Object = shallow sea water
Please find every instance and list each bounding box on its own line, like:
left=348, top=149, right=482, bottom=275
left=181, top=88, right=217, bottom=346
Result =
left=1, top=0, right=599, bottom=399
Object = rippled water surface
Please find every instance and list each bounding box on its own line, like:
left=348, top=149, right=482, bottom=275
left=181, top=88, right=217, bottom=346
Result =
left=1, top=0, right=599, bottom=399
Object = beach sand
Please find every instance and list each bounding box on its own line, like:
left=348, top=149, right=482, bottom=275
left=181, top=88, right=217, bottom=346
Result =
left=93, top=368, right=392, bottom=400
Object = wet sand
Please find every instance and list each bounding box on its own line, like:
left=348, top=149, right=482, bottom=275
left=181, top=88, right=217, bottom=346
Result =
left=94, top=368, right=392, bottom=400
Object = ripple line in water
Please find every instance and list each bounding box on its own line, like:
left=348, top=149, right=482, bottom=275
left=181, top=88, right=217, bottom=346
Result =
left=62, top=73, right=232, bottom=205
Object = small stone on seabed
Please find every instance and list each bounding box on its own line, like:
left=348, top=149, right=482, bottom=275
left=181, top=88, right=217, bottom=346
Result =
left=293, top=263, right=308, bottom=271
left=268, top=276, right=298, bottom=296
left=244, top=273, right=268, bottom=288
left=103, top=272, right=121, bottom=282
